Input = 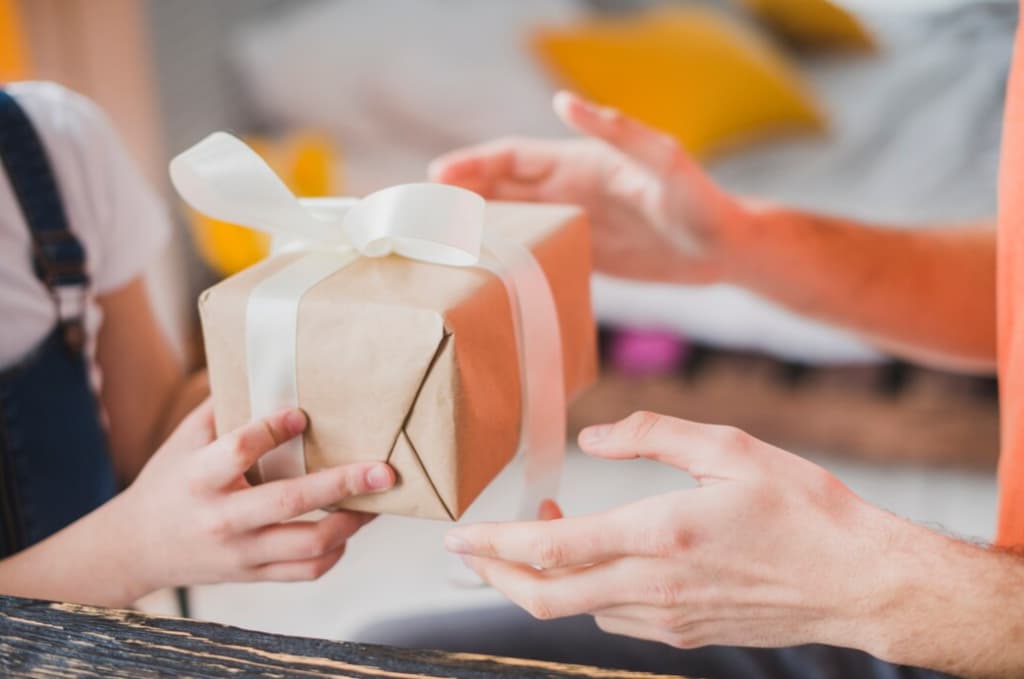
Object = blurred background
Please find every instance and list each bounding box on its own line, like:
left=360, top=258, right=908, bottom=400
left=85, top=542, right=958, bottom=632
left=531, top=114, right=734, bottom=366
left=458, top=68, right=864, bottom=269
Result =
left=0, top=0, right=1013, bottom=640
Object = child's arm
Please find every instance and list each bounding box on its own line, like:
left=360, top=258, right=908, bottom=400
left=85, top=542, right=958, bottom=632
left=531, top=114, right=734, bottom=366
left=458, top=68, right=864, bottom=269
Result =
left=47, top=85, right=209, bottom=484
left=0, top=403, right=394, bottom=608
left=431, top=92, right=997, bottom=374
left=96, top=275, right=209, bottom=484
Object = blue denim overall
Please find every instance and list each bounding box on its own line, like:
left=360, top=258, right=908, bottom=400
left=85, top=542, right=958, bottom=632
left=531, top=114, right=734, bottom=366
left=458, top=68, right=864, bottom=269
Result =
left=0, top=90, right=117, bottom=558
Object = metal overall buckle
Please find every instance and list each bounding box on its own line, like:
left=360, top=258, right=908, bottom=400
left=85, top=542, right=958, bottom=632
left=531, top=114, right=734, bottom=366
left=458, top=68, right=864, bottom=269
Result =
left=52, top=284, right=87, bottom=355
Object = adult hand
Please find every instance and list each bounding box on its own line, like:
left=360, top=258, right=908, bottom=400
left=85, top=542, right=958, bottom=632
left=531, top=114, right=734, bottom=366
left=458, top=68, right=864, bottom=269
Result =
left=118, top=401, right=395, bottom=593
left=429, top=91, right=750, bottom=284
left=444, top=411, right=916, bottom=652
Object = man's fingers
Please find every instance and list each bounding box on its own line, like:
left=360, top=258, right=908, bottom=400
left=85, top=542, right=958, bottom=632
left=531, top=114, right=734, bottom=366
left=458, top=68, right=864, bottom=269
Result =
left=592, top=603, right=670, bottom=623
left=594, top=615, right=679, bottom=648
left=248, top=544, right=347, bottom=582
left=445, top=510, right=634, bottom=568
left=239, top=511, right=374, bottom=566
left=428, top=146, right=511, bottom=187
left=538, top=498, right=563, bottom=521
left=464, top=556, right=654, bottom=620
left=577, top=411, right=764, bottom=481
left=553, top=90, right=683, bottom=177
left=493, top=179, right=545, bottom=202
left=222, top=461, right=394, bottom=531
left=429, top=139, right=557, bottom=193
left=203, top=408, right=307, bottom=488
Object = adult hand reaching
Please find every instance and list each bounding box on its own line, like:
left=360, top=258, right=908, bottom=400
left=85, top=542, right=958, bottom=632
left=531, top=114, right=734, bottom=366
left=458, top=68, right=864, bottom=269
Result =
left=430, top=91, right=749, bottom=285
left=444, top=411, right=924, bottom=653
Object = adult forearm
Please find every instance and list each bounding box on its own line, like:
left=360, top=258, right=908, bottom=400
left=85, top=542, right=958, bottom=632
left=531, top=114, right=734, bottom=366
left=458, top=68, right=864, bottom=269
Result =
left=860, top=523, right=1024, bottom=678
left=0, top=493, right=149, bottom=607
left=721, top=205, right=997, bottom=373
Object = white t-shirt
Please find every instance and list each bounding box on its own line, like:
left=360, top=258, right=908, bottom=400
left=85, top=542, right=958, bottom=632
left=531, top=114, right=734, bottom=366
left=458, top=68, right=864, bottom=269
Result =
left=0, top=81, right=171, bottom=372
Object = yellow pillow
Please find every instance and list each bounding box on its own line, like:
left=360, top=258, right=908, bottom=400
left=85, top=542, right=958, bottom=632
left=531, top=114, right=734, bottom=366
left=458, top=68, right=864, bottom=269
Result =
left=736, top=0, right=875, bottom=51
left=532, top=6, right=825, bottom=160
left=189, top=133, right=338, bottom=277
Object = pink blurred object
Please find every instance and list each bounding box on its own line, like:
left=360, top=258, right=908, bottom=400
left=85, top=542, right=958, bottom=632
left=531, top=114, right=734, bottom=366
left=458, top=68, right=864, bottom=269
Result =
left=608, top=327, right=690, bottom=377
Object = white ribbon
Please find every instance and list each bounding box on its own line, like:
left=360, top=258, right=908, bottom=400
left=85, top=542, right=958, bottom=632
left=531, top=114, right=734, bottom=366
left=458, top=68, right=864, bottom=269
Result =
left=170, top=132, right=564, bottom=518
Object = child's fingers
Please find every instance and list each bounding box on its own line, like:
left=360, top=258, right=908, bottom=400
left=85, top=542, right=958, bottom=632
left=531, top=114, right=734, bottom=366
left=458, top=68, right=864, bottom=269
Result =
left=553, top=90, right=682, bottom=177
left=221, top=461, right=394, bottom=531
left=249, top=544, right=347, bottom=582
left=239, top=511, right=375, bottom=566
left=202, top=409, right=307, bottom=489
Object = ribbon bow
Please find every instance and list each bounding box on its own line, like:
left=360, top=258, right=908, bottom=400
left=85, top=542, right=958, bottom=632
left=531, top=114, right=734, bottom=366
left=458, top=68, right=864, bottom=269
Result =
left=171, top=132, right=486, bottom=264
left=170, top=133, right=565, bottom=522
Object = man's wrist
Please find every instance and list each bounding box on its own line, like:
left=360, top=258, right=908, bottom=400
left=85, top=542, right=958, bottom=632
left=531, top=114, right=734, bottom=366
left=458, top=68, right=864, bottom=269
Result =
left=850, top=516, right=1024, bottom=677
left=800, top=502, right=918, bottom=656
left=846, top=511, right=947, bottom=661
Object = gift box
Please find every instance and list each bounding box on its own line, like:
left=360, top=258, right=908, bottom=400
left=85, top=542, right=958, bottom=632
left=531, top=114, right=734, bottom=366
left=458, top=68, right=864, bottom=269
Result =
left=180, top=134, right=597, bottom=521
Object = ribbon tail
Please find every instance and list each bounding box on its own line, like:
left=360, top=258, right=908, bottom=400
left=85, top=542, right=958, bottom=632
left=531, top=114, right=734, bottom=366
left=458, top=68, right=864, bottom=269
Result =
left=246, top=250, right=359, bottom=482
left=481, top=234, right=567, bottom=520
left=170, top=131, right=339, bottom=243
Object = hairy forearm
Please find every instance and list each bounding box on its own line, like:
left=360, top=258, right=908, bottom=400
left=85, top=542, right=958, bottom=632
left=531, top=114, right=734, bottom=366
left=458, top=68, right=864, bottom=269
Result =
left=0, top=493, right=148, bottom=607
left=721, top=205, right=997, bottom=373
left=861, top=522, right=1024, bottom=678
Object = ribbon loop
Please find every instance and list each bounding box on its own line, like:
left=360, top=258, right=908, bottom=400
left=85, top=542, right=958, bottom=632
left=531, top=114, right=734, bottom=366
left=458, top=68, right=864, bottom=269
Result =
left=344, top=184, right=484, bottom=265
left=170, top=132, right=334, bottom=243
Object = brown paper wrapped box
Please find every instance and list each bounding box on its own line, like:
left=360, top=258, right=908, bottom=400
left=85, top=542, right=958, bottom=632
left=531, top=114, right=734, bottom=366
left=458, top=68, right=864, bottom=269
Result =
left=199, top=202, right=597, bottom=520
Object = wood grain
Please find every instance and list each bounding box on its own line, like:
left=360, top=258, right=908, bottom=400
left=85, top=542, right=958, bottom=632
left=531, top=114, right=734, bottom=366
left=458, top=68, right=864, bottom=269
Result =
left=0, top=595, right=690, bottom=679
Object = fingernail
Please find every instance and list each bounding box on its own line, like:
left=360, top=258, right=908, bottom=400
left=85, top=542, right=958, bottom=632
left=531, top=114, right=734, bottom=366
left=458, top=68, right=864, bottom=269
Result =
left=553, top=89, right=574, bottom=113
left=562, top=91, right=608, bottom=118
left=365, top=464, right=394, bottom=491
left=444, top=531, right=471, bottom=554
left=285, top=409, right=308, bottom=434
left=538, top=498, right=562, bottom=521
left=579, top=424, right=612, bottom=446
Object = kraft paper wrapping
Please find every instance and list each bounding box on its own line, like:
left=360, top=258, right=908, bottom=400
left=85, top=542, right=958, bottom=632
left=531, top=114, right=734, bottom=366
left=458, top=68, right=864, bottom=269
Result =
left=199, top=202, right=596, bottom=520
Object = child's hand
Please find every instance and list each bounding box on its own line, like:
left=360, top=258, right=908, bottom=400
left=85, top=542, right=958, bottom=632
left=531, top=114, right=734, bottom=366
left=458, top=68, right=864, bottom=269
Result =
left=429, top=91, right=749, bottom=285
left=119, top=401, right=395, bottom=593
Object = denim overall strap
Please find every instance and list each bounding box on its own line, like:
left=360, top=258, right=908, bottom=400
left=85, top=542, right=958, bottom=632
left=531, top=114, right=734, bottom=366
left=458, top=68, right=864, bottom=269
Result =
left=0, top=89, right=116, bottom=557
left=0, top=90, right=88, bottom=352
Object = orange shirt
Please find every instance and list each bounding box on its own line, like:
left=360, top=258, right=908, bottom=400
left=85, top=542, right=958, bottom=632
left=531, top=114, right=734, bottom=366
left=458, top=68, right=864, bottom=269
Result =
left=998, top=19, right=1024, bottom=547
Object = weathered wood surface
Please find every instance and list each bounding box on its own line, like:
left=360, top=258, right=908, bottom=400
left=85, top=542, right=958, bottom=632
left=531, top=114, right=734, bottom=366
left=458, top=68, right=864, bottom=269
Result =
left=0, top=595, right=690, bottom=679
